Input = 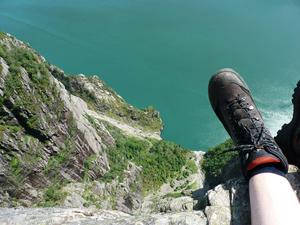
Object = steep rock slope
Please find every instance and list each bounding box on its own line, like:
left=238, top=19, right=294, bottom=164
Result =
left=0, top=32, right=201, bottom=212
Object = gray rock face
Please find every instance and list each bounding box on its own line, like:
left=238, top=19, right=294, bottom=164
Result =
left=153, top=196, right=196, bottom=213
left=115, top=162, right=143, bottom=213
left=0, top=208, right=208, bottom=225
left=0, top=57, right=9, bottom=96
left=2, top=170, right=300, bottom=225
left=0, top=33, right=160, bottom=207
left=52, top=76, right=112, bottom=178
left=202, top=168, right=300, bottom=225
left=61, top=162, right=144, bottom=212
left=204, top=179, right=250, bottom=225
left=0, top=56, right=113, bottom=204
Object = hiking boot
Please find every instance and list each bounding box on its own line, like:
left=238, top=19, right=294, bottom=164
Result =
left=209, top=68, right=288, bottom=178
left=275, top=81, right=300, bottom=167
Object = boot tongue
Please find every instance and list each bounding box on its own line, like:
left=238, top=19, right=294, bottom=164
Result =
left=237, top=118, right=266, bottom=145
left=233, top=108, right=249, bottom=120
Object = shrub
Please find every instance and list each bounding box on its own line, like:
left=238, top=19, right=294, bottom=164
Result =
left=9, top=155, right=23, bottom=183
left=0, top=31, right=6, bottom=40
left=101, top=136, right=148, bottom=183
left=102, top=127, right=190, bottom=194
left=82, top=184, right=102, bottom=208
left=201, top=139, right=236, bottom=186
left=39, top=183, right=67, bottom=207
left=140, top=140, right=188, bottom=192
left=186, top=159, right=198, bottom=174
left=164, top=192, right=184, bottom=198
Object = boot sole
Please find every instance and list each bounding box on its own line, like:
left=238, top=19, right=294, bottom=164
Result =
left=275, top=81, right=300, bottom=162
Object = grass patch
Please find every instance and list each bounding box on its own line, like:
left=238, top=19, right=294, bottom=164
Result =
left=44, top=139, right=73, bottom=175
left=164, top=192, right=184, bottom=198
left=102, top=125, right=190, bottom=193
left=0, top=31, right=6, bottom=39
left=44, top=134, right=74, bottom=175
left=83, top=154, right=97, bottom=181
left=185, top=181, right=198, bottom=190
left=201, top=139, right=236, bottom=186
left=0, top=125, right=22, bottom=134
left=82, top=184, right=102, bottom=208
left=101, top=136, right=149, bottom=183
left=44, top=117, right=76, bottom=176
left=186, top=159, right=198, bottom=174
left=38, top=183, right=67, bottom=207
left=9, top=155, right=23, bottom=184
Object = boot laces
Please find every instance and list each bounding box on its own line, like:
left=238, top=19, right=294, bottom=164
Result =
left=221, top=95, right=277, bottom=156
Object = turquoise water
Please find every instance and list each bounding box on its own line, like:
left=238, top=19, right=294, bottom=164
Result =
left=0, top=0, right=300, bottom=150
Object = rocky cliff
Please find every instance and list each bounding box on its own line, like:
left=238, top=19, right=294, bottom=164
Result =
left=1, top=32, right=300, bottom=225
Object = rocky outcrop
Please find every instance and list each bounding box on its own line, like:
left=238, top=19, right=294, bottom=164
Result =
left=140, top=151, right=207, bottom=214
left=61, top=162, right=143, bottom=212
left=0, top=33, right=164, bottom=207
left=0, top=46, right=113, bottom=205
left=200, top=166, right=300, bottom=225
left=204, top=179, right=250, bottom=225
left=2, top=169, right=300, bottom=225
left=0, top=208, right=208, bottom=225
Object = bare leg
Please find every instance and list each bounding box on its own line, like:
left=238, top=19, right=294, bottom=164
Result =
left=249, top=173, right=300, bottom=225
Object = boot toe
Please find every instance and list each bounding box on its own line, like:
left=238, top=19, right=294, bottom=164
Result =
left=208, top=68, right=249, bottom=108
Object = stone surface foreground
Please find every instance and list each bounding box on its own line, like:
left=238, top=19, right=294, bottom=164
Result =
left=0, top=208, right=207, bottom=225
left=2, top=171, right=300, bottom=225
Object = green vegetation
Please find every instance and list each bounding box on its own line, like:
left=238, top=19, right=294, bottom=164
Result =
left=83, top=154, right=97, bottom=182
left=140, top=140, right=189, bottom=192
left=82, top=184, right=102, bottom=208
left=102, top=125, right=191, bottom=193
left=0, top=46, right=5, bottom=57
left=105, top=102, right=162, bottom=133
left=101, top=136, right=148, bottom=183
left=23, top=135, right=31, bottom=145
left=185, top=181, right=198, bottom=190
left=174, top=180, right=190, bottom=191
left=9, top=155, right=23, bottom=184
left=0, top=125, right=21, bottom=134
left=129, top=179, right=140, bottom=193
left=39, top=144, right=74, bottom=206
left=0, top=31, right=6, bottom=39
left=0, top=41, right=64, bottom=139
left=39, top=117, right=77, bottom=206
left=39, top=183, right=67, bottom=207
left=44, top=116, right=76, bottom=176
left=52, top=70, right=163, bottom=133
left=23, top=148, right=43, bottom=166
left=164, top=192, right=184, bottom=198
left=43, top=140, right=73, bottom=175
left=27, top=115, right=39, bottom=130
left=201, top=139, right=236, bottom=186
left=186, top=159, right=198, bottom=174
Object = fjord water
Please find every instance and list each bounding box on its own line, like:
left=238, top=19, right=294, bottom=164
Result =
left=0, top=0, right=300, bottom=150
